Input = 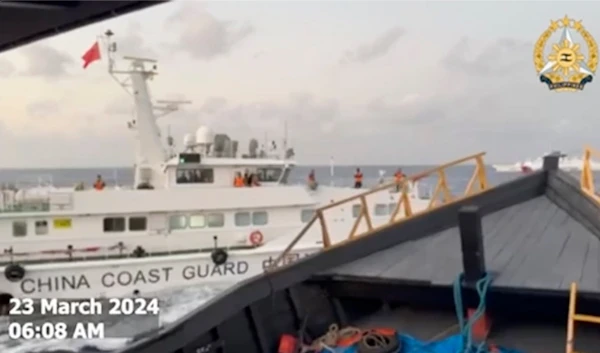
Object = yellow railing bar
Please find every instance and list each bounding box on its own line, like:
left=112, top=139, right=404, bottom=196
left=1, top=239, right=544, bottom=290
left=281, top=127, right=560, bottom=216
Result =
left=566, top=282, right=600, bottom=353
left=580, top=146, right=600, bottom=204
left=268, top=151, right=489, bottom=270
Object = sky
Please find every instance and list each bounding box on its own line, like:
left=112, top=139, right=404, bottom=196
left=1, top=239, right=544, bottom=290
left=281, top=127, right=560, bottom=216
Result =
left=1, top=1, right=600, bottom=168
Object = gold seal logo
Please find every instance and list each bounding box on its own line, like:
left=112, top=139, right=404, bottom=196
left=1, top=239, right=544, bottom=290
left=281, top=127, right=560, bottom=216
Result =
left=534, top=15, right=598, bottom=92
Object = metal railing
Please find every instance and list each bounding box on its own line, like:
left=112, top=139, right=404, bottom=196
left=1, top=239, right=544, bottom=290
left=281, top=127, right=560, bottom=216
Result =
left=269, top=152, right=489, bottom=269
left=580, top=146, right=600, bottom=204
left=566, top=282, right=600, bottom=353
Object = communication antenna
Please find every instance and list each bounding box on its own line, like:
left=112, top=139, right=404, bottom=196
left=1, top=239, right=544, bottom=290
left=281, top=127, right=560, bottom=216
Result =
left=154, top=99, right=192, bottom=118
left=282, top=120, right=288, bottom=160
left=102, top=30, right=192, bottom=121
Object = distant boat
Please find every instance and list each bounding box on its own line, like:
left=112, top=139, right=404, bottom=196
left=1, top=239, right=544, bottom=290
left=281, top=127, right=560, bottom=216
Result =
left=492, top=151, right=600, bottom=173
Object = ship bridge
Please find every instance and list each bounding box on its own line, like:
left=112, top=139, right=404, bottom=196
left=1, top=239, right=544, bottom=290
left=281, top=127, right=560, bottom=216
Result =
left=117, top=149, right=600, bottom=353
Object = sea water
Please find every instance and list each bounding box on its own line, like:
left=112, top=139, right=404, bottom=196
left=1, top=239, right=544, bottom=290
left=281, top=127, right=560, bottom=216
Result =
left=0, top=165, right=523, bottom=353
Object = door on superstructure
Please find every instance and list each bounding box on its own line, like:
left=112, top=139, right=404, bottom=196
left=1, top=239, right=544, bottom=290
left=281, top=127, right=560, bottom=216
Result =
left=147, top=213, right=168, bottom=235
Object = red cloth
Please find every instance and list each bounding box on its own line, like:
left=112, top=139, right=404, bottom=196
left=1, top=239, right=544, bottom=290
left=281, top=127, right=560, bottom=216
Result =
left=82, top=42, right=101, bottom=69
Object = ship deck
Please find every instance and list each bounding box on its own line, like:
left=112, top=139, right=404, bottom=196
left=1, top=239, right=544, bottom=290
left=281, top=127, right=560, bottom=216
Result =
left=319, top=194, right=600, bottom=294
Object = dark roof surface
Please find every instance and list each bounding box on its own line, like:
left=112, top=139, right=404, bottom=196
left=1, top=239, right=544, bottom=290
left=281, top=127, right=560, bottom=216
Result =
left=0, top=1, right=168, bottom=53
left=323, top=195, right=600, bottom=292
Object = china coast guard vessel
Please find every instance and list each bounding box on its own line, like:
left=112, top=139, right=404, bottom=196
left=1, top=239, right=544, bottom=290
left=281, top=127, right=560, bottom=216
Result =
left=0, top=33, right=431, bottom=303
left=492, top=151, right=600, bottom=172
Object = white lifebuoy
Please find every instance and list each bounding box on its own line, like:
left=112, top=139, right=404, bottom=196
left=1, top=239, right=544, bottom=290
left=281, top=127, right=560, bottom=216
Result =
left=249, top=231, right=264, bottom=246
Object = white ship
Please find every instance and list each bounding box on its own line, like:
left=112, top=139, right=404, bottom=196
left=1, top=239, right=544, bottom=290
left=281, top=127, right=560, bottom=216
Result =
left=492, top=151, right=600, bottom=173
left=0, top=33, right=432, bottom=302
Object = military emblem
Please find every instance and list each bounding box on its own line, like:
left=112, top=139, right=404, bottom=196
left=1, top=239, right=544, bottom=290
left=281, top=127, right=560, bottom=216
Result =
left=534, top=15, right=598, bottom=91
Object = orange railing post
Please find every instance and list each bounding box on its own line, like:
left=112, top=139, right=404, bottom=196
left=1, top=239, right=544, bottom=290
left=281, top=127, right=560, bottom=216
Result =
left=566, top=282, right=600, bottom=353
left=580, top=146, right=600, bottom=204
left=269, top=152, right=491, bottom=270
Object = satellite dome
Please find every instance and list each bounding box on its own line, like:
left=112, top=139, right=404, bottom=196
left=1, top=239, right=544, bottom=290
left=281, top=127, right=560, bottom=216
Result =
left=195, top=125, right=214, bottom=145
left=183, top=133, right=196, bottom=147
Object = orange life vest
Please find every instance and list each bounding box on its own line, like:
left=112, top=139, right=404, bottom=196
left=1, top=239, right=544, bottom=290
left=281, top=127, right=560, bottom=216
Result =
left=94, top=181, right=105, bottom=190
left=233, top=177, right=245, bottom=187
left=354, top=173, right=363, bottom=182
left=394, top=172, right=404, bottom=181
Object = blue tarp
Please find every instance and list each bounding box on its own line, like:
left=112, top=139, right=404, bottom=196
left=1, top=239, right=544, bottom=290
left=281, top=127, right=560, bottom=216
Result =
left=321, top=334, right=524, bottom=353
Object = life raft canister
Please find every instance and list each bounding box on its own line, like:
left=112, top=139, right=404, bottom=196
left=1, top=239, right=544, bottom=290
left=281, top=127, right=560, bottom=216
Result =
left=4, top=263, right=26, bottom=282
left=249, top=230, right=264, bottom=246
left=211, top=248, right=228, bottom=265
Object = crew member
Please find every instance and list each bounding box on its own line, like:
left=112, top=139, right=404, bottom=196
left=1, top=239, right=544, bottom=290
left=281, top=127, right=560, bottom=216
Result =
left=243, top=169, right=251, bottom=186
left=250, top=173, right=261, bottom=187
left=353, top=168, right=363, bottom=188
left=233, top=172, right=245, bottom=187
left=94, top=175, right=106, bottom=190
left=308, top=169, right=318, bottom=190
left=394, top=168, right=406, bottom=192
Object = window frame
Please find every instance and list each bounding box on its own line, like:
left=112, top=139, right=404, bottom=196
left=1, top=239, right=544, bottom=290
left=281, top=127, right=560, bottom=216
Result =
left=128, top=216, right=147, bottom=232
left=34, top=220, right=49, bottom=235
left=12, top=221, right=27, bottom=237
left=256, top=167, right=283, bottom=183
left=351, top=204, right=362, bottom=218
left=252, top=211, right=268, bottom=226
left=175, top=168, right=215, bottom=184
left=189, top=214, right=207, bottom=229
left=169, top=214, right=188, bottom=230
left=234, top=212, right=251, bottom=227
left=103, top=217, right=126, bottom=233
left=207, top=213, right=225, bottom=228
left=300, top=209, right=315, bottom=223
left=374, top=204, right=389, bottom=216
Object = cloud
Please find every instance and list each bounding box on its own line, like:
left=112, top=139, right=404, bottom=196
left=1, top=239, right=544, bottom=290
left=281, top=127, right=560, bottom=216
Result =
left=0, top=58, right=15, bottom=78
left=114, top=22, right=157, bottom=58
left=341, top=26, right=405, bottom=64
left=20, top=44, right=74, bottom=79
left=26, top=100, right=61, bottom=119
left=441, top=37, right=531, bottom=77
left=165, top=2, right=255, bottom=60
left=104, top=96, right=134, bottom=116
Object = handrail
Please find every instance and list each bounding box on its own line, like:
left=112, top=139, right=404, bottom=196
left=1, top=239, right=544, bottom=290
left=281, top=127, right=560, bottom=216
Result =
left=268, top=152, right=489, bottom=270
left=566, top=282, right=600, bottom=353
left=580, top=146, right=600, bottom=204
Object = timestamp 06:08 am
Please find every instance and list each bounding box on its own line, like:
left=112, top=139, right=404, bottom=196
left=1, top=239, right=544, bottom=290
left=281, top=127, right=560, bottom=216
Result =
left=9, top=321, right=104, bottom=340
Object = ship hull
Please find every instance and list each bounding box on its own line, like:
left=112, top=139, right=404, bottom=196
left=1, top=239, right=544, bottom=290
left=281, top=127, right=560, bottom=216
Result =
left=0, top=246, right=318, bottom=299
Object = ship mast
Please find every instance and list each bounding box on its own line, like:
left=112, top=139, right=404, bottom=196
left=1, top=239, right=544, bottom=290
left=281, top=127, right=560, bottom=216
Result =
left=102, top=30, right=190, bottom=189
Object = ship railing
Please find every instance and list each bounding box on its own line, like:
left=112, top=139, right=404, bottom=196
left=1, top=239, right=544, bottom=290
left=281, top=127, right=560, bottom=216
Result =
left=580, top=146, right=600, bottom=204
left=566, top=282, right=600, bottom=353
left=269, top=152, right=489, bottom=269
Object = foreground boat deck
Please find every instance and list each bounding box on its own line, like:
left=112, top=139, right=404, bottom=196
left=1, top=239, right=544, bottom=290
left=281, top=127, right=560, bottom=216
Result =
left=355, top=306, right=600, bottom=353
left=321, top=195, right=600, bottom=293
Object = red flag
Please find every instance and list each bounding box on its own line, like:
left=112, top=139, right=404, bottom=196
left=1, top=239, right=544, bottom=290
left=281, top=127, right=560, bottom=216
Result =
left=82, top=41, right=101, bottom=69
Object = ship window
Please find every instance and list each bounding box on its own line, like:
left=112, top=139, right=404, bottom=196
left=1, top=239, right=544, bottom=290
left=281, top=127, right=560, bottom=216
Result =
left=207, top=213, right=225, bottom=228
left=351, top=204, right=362, bottom=218
left=252, top=211, right=268, bottom=226
left=388, top=203, right=397, bottom=215
left=129, top=217, right=147, bottom=231
left=35, top=220, right=48, bottom=235
left=12, top=221, right=27, bottom=237
left=176, top=168, right=214, bottom=184
left=235, top=212, right=251, bottom=227
left=374, top=204, right=389, bottom=216
left=189, top=214, right=206, bottom=229
left=169, top=215, right=188, bottom=230
left=301, top=209, right=315, bottom=223
left=103, top=217, right=125, bottom=232
left=256, top=168, right=283, bottom=182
